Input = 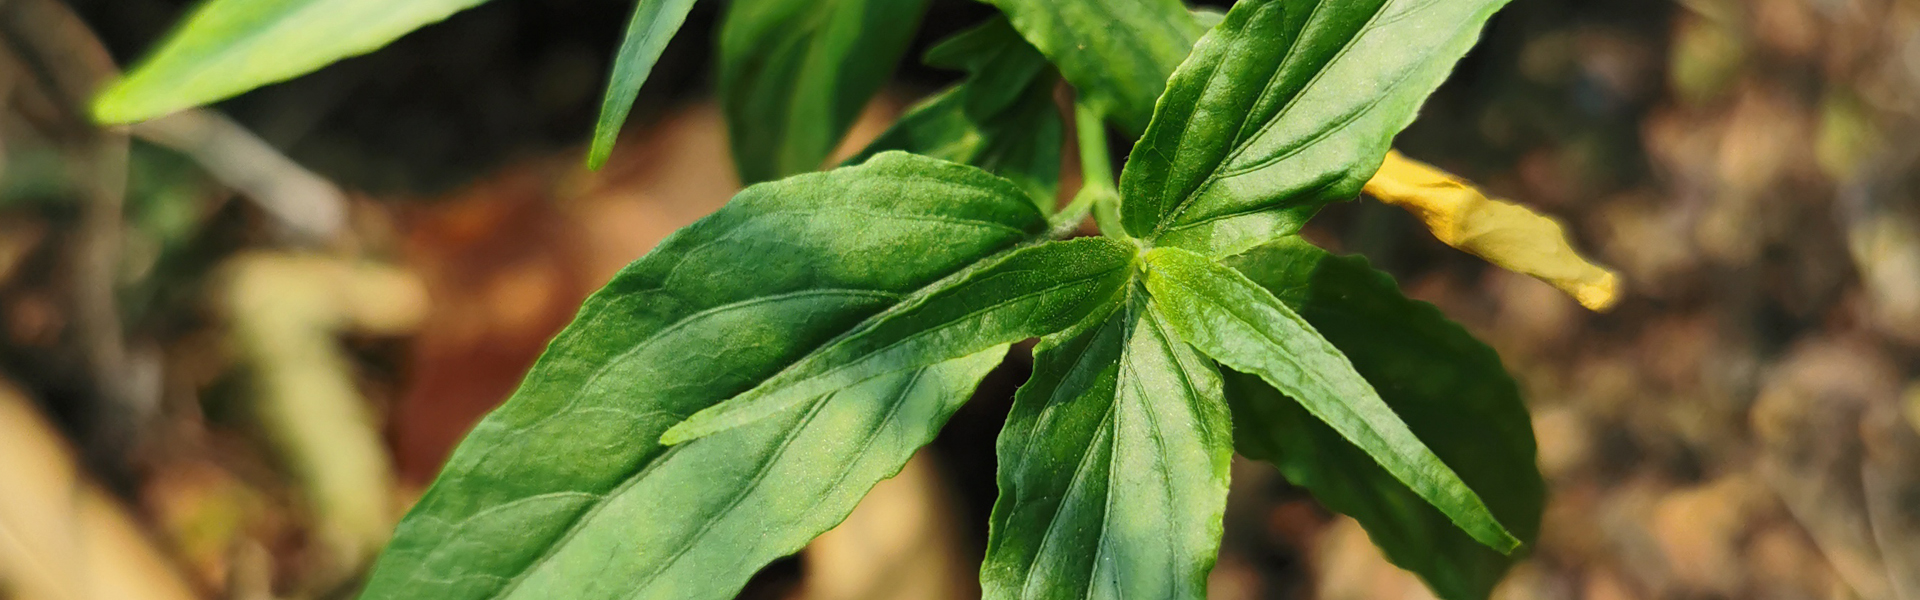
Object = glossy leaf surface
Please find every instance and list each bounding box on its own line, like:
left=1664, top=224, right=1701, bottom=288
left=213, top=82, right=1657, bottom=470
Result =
left=983, top=0, right=1202, bottom=134
left=982, top=290, right=1232, bottom=600
left=588, top=0, right=701, bottom=170
left=663, top=236, right=1138, bottom=444
left=1223, top=238, right=1544, bottom=600
left=854, top=18, right=1064, bottom=210
left=720, top=0, right=929, bottom=183
left=359, top=152, right=1043, bottom=599
left=1120, top=0, right=1513, bottom=258
left=1140, top=247, right=1520, bottom=553
left=94, top=0, right=489, bottom=123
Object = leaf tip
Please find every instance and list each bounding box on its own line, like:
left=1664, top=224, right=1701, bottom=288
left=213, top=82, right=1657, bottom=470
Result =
left=1572, top=269, right=1622, bottom=312
left=658, top=404, right=741, bottom=445
left=89, top=83, right=145, bottom=125
left=1445, top=510, right=1524, bottom=556
left=657, top=421, right=701, bottom=446
left=1457, top=504, right=1525, bottom=555
left=1488, top=528, right=1524, bottom=555
left=585, top=147, right=611, bottom=172
left=586, top=125, right=619, bottom=171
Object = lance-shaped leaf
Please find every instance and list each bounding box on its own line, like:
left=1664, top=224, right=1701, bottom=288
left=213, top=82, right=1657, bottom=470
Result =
left=359, top=152, right=1049, bottom=599
left=662, top=235, right=1138, bottom=444
left=93, top=0, right=490, bottom=124
left=588, top=0, right=701, bottom=170
left=720, top=0, right=928, bottom=183
left=1140, top=246, right=1520, bottom=553
left=983, top=0, right=1201, bottom=134
left=1222, top=237, right=1544, bottom=600
left=1120, top=0, right=1514, bottom=258
left=1366, top=151, right=1621, bottom=311
left=382, top=352, right=1007, bottom=600
left=982, top=289, right=1233, bottom=600
left=853, top=18, right=1063, bottom=211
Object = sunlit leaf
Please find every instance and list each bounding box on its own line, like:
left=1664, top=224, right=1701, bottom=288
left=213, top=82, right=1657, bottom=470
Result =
left=1224, top=237, right=1545, bottom=600
left=1120, top=0, right=1514, bottom=258
left=94, top=0, right=490, bottom=123
left=982, top=289, right=1232, bottom=600
left=1140, top=246, right=1521, bottom=553
left=359, top=152, right=1052, bottom=599
left=662, top=236, right=1137, bottom=444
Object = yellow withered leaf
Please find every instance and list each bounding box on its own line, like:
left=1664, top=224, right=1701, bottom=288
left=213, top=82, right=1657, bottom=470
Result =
left=1364, top=151, right=1621, bottom=311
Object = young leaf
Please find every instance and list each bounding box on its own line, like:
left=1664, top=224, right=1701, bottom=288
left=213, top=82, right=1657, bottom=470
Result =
left=1139, top=246, right=1521, bottom=553
left=720, top=0, right=929, bottom=183
left=588, top=0, right=701, bottom=170
left=982, top=289, right=1232, bottom=600
left=1222, top=237, right=1545, bottom=600
left=93, top=0, right=490, bottom=124
left=853, top=18, right=1064, bottom=210
left=661, top=235, right=1138, bottom=444
left=983, top=0, right=1202, bottom=134
left=358, top=152, right=1048, bottom=599
left=1120, top=0, right=1515, bottom=258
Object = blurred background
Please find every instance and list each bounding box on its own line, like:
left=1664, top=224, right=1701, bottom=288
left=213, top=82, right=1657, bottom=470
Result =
left=2, top=0, right=1919, bottom=598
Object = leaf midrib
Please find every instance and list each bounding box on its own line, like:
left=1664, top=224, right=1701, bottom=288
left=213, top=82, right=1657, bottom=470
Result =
left=738, top=267, right=1113, bottom=409
left=446, top=211, right=1048, bottom=597
left=1146, top=0, right=1399, bottom=239
left=1152, top=259, right=1394, bottom=459
left=1121, top=301, right=1184, bottom=598
left=474, top=287, right=896, bottom=455
left=1018, top=401, right=1117, bottom=598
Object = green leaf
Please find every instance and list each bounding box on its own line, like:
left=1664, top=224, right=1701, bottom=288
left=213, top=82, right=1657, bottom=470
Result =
left=377, top=353, right=1003, bottom=600
left=982, top=288, right=1232, bottom=600
left=359, top=152, right=1048, bottom=599
left=983, top=0, right=1202, bottom=134
left=1120, top=0, right=1514, bottom=258
left=720, top=0, right=929, bottom=183
left=1222, top=238, right=1544, bottom=600
left=852, top=18, right=1064, bottom=211
left=93, top=0, right=490, bottom=124
left=1139, top=246, right=1521, bottom=553
left=661, top=235, right=1138, bottom=444
left=1191, top=8, right=1226, bottom=29
left=588, top=0, right=701, bottom=170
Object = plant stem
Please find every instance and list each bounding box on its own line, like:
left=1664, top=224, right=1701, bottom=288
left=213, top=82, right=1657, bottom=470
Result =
left=1052, top=103, right=1129, bottom=240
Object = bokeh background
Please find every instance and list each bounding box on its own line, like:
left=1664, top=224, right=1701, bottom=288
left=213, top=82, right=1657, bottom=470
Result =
left=3, top=0, right=1919, bottom=598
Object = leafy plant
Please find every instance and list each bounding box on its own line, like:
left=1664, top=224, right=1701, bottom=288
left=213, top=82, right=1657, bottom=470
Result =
left=97, top=0, right=1629, bottom=598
